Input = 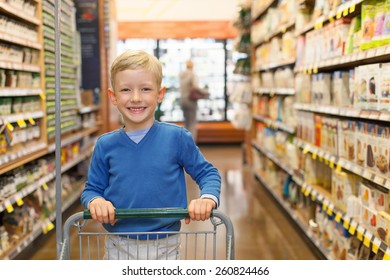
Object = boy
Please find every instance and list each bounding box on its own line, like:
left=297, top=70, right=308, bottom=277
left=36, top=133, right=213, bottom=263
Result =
left=80, top=50, right=221, bottom=260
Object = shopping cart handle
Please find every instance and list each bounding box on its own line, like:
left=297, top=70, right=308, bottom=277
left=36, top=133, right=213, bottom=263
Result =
left=83, top=208, right=191, bottom=219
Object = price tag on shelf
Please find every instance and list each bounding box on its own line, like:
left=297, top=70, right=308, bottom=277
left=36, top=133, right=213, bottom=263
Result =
left=6, top=122, right=14, bottom=132
left=28, top=117, right=35, bottom=125
left=312, top=152, right=317, bottom=160
left=363, top=170, right=372, bottom=180
left=358, top=51, right=366, bottom=61
left=4, top=200, right=14, bottom=213
left=16, top=119, right=27, bottom=128
left=376, top=46, right=387, bottom=57
left=326, top=203, right=334, bottom=216
left=42, top=182, right=49, bottom=190
left=39, top=93, right=46, bottom=100
left=311, top=189, right=318, bottom=201
left=349, top=220, right=357, bottom=235
left=374, top=175, right=385, bottom=186
left=372, top=237, right=382, bottom=254
left=353, top=165, right=362, bottom=175
left=343, top=8, right=349, bottom=16
left=301, top=183, right=307, bottom=193
left=356, top=225, right=365, bottom=241
left=317, top=193, right=324, bottom=202
left=349, top=4, right=356, bottom=13
left=328, top=15, right=334, bottom=23
left=303, top=146, right=309, bottom=154
left=383, top=248, right=390, bottom=260
left=335, top=212, right=342, bottom=223
left=304, top=185, right=312, bottom=197
left=367, top=48, right=377, bottom=58
left=329, top=159, right=335, bottom=169
left=15, top=195, right=24, bottom=206
left=336, top=11, right=342, bottom=19
left=363, top=231, right=373, bottom=248
left=336, top=163, right=342, bottom=172
left=385, top=180, right=390, bottom=190
left=343, top=216, right=350, bottom=229
left=322, top=199, right=330, bottom=211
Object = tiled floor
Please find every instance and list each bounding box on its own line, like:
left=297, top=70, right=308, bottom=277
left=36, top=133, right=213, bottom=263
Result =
left=18, top=144, right=319, bottom=260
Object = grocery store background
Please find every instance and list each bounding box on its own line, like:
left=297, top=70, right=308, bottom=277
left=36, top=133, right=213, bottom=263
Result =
left=1, top=0, right=390, bottom=261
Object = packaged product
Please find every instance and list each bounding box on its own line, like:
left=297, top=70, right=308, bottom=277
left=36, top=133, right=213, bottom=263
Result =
left=375, top=125, right=390, bottom=176
left=372, top=0, right=386, bottom=47
left=361, top=0, right=378, bottom=50
left=362, top=64, right=380, bottom=110
left=332, top=170, right=360, bottom=212
left=346, top=195, right=361, bottom=220
left=359, top=181, right=376, bottom=209
left=365, top=123, right=378, bottom=171
left=360, top=205, right=377, bottom=233
left=346, top=235, right=362, bottom=260
left=376, top=211, right=390, bottom=244
left=355, top=122, right=367, bottom=167
left=373, top=184, right=390, bottom=212
left=378, top=63, right=390, bottom=111
left=332, top=71, right=350, bottom=107
left=382, top=0, right=390, bottom=45
left=347, top=121, right=356, bottom=162
left=334, top=17, right=352, bottom=57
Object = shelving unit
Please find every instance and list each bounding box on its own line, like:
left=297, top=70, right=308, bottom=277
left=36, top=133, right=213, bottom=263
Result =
left=249, top=0, right=390, bottom=260
left=0, top=0, right=102, bottom=259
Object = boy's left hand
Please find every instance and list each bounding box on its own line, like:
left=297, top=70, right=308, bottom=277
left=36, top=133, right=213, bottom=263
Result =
left=185, top=198, right=216, bottom=224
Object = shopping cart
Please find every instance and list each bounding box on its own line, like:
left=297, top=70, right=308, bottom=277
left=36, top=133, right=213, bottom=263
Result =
left=60, top=208, right=234, bottom=260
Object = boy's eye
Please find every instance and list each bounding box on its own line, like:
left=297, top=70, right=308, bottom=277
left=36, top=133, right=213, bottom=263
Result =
left=142, top=88, right=152, bottom=92
left=120, top=88, right=130, bottom=92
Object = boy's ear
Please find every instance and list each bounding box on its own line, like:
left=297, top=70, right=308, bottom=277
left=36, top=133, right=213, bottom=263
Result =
left=107, top=88, right=117, bottom=105
left=157, top=86, right=166, bottom=103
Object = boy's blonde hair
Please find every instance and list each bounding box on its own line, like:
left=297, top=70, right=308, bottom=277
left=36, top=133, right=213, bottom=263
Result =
left=110, top=50, right=163, bottom=89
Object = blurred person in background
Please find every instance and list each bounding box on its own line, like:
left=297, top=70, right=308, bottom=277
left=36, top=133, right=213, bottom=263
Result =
left=179, top=59, right=198, bottom=141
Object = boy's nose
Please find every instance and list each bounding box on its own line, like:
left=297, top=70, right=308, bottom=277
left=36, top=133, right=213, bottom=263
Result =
left=130, top=91, right=142, bottom=102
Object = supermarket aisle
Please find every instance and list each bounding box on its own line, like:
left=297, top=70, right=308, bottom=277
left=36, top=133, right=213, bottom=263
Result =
left=20, top=144, right=319, bottom=260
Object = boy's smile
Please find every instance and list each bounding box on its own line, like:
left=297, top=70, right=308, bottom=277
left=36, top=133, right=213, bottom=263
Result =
left=108, top=69, right=166, bottom=132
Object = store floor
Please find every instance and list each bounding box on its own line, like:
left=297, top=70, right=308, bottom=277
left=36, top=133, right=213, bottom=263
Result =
left=19, top=144, right=320, bottom=260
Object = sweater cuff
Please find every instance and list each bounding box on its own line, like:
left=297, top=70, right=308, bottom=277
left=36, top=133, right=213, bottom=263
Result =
left=200, top=194, right=219, bottom=208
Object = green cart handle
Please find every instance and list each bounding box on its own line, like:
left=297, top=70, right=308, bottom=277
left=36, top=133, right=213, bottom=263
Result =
left=83, top=208, right=191, bottom=219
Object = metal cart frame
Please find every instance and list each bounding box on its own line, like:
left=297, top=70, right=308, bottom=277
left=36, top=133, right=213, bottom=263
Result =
left=60, top=208, right=234, bottom=260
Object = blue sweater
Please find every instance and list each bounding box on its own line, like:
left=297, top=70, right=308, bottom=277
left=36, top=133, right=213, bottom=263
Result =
left=81, top=121, right=221, bottom=235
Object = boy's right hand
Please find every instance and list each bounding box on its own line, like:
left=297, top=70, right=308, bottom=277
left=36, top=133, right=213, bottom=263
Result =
left=89, top=198, right=117, bottom=226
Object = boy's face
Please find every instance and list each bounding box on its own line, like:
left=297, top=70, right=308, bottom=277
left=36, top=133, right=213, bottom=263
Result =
left=108, top=69, right=165, bottom=131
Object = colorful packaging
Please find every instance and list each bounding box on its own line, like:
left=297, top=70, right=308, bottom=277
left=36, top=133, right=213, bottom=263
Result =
left=379, top=63, right=390, bottom=111
left=361, top=0, right=378, bottom=50
left=376, top=211, right=390, bottom=244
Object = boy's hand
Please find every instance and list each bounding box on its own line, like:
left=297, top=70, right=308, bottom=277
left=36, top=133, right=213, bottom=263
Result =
left=89, top=197, right=117, bottom=226
left=185, top=198, right=216, bottom=224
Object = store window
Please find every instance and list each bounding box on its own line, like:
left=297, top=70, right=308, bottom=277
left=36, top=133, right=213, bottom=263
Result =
left=117, top=38, right=240, bottom=123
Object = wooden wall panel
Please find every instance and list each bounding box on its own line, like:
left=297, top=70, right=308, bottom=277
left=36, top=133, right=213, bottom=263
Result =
left=118, top=21, right=238, bottom=39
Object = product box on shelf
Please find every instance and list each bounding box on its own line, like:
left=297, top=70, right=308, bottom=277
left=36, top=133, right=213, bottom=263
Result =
left=376, top=211, right=390, bottom=244
left=338, top=120, right=356, bottom=162
left=361, top=0, right=378, bottom=50
left=360, top=181, right=377, bottom=209
left=332, top=71, right=351, bottom=107
left=366, top=123, right=377, bottom=171
left=379, top=63, right=390, bottom=111
left=357, top=64, right=381, bottom=110
left=360, top=204, right=378, bottom=234
left=355, top=122, right=367, bottom=167
left=372, top=0, right=386, bottom=46
left=334, top=17, right=352, bottom=58
left=331, top=169, right=360, bottom=212
left=375, top=125, right=390, bottom=176
left=374, top=184, right=390, bottom=212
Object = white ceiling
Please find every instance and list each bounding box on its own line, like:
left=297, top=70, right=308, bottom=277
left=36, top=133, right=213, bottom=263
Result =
left=115, top=0, right=241, bottom=22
